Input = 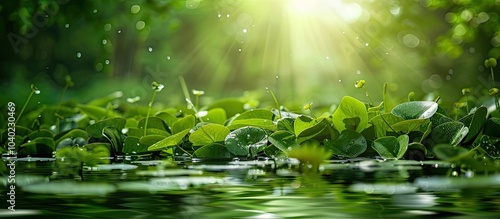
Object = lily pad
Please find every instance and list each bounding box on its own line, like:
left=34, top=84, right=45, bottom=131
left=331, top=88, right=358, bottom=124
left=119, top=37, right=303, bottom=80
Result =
left=391, top=101, right=438, bottom=120
left=324, top=129, right=367, bottom=158
left=224, top=126, right=268, bottom=156
left=371, top=134, right=409, bottom=159
left=189, top=123, right=230, bottom=146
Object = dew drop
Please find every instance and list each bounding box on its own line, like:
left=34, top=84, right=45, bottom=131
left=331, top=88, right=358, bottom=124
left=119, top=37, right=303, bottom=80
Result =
left=275, top=75, right=279, bottom=79
left=118, top=30, right=122, bottom=34
left=105, top=59, right=110, bottom=65
left=242, top=29, right=247, bottom=33
left=446, top=75, right=451, bottom=80
left=167, top=56, right=171, bottom=60
left=217, top=13, right=221, bottom=18
left=76, top=52, right=82, bottom=58
left=93, top=9, right=97, bottom=13
left=227, top=14, right=230, bottom=18
left=34, top=90, right=41, bottom=95
left=102, top=39, right=107, bottom=45
left=65, top=23, right=70, bottom=28
left=365, top=43, right=369, bottom=46
left=339, top=79, right=342, bottom=82
left=148, top=47, right=153, bottom=52
left=325, top=56, right=330, bottom=59
left=356, top=70, right=361, bottom=74
left=238, top=48, right=242, bottom=52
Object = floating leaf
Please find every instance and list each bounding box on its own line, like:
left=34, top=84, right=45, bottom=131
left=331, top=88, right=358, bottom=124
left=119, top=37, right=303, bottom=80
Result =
left=371, top=135, right=409, bottom=159
left=391, top=101, right=438, bottom=120
left=86, top=117, right=126, bottom=138
left=325, top=129, right=367, bottom=158
left=224, top=126, right=268, bottom=156
left=171, top=115, right=195, bottom=134
left=189, top=123, right=230, bottom=146
left=268, top=130, right=298, bottom=152
left=123, top=136, right=149, bottom=154
left=430, top=122, right=469, bottom=146
left=193, top=143, right=232, bottom=158
left=332, top=96, right=368, bottom=132
left=148, top=129, right=190, bottom=151
left=432, top=144, right=470, bottom=161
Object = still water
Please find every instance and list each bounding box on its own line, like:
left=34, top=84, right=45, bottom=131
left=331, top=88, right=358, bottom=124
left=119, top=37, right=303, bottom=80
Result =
left=2, top=157, right=500, bottom=219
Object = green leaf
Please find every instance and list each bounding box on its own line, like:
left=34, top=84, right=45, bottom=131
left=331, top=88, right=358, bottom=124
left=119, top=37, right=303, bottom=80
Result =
left=138, top=116, right=168, bottom=131
left=406, top=142, right=433, bottom=160
left=478, top=135, right=500, bottom=159
left=227, top=118, right=276, bottom=131
left=224, top=126, right=268, bottom=156
left=234, top=109, right=274, bottom=120
left=172, top=115, right=195, bottom=134
left=102, top=127, right=124, bottom=155
left=139, top=135, right=166, bottom=145
left=26, top=129, right=53, bottom=140
left=459, top=106, right=487, bottom=143
left=332, top=96, right=368, bottom=132
left=206, top=98, right=245, bottom=118
left=294, top=117, right=330, bottom=143
left=429, top=112, right=453, bottom=128
left=277, top=118, right=295, bottom=132
left=193, top=143, right=232, bottom=158
left=155, top=112, right=178, bottom=128
left=432, top=144, right=470, bottom=161
left=77, top=104, right=120, bottom=120
left=324, top=129, right=367, bottom=158
left=268, top=130, right=298, bottom=152
left=287, top=139, right=331, bottom=165
left=484, top=117, right=500, bottom=138
left=123, top=136, right=150, bottom=154
left=189, top=123, right=230, bottom=146
left=430, top=122, right=469, bottom=146
left=204, top=108, right=227, bottom=124
left=391, top=119, right=429, bottom=134
left=371, top=135, right=409, bottom=159
left=148, top=129, right=190, bottom=151
left=391, top=101, right=438, bottom=120
left=18, top=137, right=55, bottom=157
left=86, top=91, right=123, bottom=106
left=86, top=118, right=126, bottom=138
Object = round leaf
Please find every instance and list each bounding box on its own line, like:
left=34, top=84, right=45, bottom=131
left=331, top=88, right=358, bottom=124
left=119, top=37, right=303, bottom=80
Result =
left=224, top=126, right=268, bottom=156
left=193, top=143, right=232, bottom=158
left=332, top=96, right=368, bottom=132
left=189, top=123, right=230, bottom=146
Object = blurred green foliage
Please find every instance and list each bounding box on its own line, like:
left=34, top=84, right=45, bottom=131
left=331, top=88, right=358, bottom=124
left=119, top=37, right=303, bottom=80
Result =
left=0, top=0, right=499, bottom=110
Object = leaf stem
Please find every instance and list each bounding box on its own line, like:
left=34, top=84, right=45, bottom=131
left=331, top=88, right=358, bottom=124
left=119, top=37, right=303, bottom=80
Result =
left=16, top=90, right=35, bottom=124
left=144, top=90, right=157, bottom=136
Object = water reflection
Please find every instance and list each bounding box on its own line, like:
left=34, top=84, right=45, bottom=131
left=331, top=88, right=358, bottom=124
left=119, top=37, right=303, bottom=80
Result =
left=1, top=158, right=500, bottom=218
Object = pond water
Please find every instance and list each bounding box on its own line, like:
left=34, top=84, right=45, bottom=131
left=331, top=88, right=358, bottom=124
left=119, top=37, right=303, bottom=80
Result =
left=2, top=157, right=500, bottom=219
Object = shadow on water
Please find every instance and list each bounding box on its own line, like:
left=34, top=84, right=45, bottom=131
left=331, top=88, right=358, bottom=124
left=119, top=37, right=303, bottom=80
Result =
left=1, top=158, right=500, bottom=218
